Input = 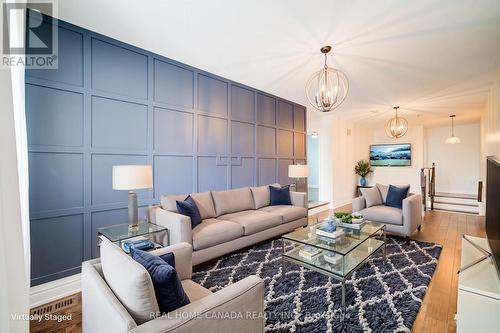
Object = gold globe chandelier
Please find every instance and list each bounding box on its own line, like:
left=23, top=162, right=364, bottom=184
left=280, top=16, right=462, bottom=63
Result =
left=385, top=106, right=408, bottom=138
left=305, top=46, right=349, bottom=112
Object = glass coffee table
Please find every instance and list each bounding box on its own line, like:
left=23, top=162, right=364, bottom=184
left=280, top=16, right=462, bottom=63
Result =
left=281, top=219, right=386, bottom=315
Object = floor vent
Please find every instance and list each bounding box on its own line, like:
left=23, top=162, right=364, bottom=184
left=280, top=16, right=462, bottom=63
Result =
left=30, top=293, right=81, bottom=332
left=31, top=294, right=76, bottom=316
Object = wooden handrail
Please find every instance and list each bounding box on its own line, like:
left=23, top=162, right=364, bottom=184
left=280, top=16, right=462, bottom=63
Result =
left=478, top=181, right=483, bottom=202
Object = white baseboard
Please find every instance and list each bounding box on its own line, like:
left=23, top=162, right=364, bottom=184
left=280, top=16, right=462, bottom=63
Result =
left=333, top=201, right=352, bottom=211
left=309, top=205, right=330, bottom=216
left=30, top=273, right=81, bottom=308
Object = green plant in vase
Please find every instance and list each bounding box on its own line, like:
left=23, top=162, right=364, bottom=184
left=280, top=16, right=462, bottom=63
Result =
left=354, top=160, right=372, bottom=186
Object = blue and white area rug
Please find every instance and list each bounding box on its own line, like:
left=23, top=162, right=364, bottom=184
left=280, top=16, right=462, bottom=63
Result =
left=192, top=237, right=442, bottom=333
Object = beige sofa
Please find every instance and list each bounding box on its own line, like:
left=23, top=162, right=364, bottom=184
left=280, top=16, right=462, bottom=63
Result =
left=151, top=184, right=308, bottom=266
left=82, top=241, right=264, bottom=333
left=352, top=184, right=422, bottom=238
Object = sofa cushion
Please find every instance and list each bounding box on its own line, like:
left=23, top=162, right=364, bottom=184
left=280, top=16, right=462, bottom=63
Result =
left=360, top=205, right=403, bottom=225
left=386, top=185, right=410, bottom=209
left=360, top=187, right=383, bottom=208
left=181, top=280, right=212, bottom=302
left=161, top=192, right=216, bottom=220
left=100, top=239, right=159, bottom=324
left=218, top=210, right=282, bottom=235
left=130, top=249, right=190, bottom=314
left=211, top=187, right=254, bottom=216
left=269, top=185, right=292, bottom=205
left=259, top=205, right=307, bottom=223
left=250, top=183, right=280, bottom=209
left=192, top=219, right=244, bottom=251
left=176, top=195, right=202, bottom=228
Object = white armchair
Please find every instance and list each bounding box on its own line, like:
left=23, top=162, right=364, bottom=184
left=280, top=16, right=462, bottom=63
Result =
left=82, top=242, right=264, bottom=333
left=352, top=189, right=422, bottom=238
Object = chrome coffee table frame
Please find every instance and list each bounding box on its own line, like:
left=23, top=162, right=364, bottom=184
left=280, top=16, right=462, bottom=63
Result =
left=281, top=221, right=387, bottom=318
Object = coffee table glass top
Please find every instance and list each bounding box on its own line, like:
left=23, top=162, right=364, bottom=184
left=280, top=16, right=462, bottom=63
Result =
left=282, top=219, right=384, bottom=255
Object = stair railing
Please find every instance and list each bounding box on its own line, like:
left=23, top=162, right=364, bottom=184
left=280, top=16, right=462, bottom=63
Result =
left=421, top=163, right=436, bottom=211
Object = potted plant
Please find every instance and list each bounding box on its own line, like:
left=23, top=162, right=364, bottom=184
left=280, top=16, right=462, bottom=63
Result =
left=354, top=160, right=372, bottom=186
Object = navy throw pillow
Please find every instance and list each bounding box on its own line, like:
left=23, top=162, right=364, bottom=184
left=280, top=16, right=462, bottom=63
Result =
left=176, top=195, right=202, bottom=229
left=269, top=185, right=292, bottom=206
left=130, top=248, right=190, bottom=314
left=385, top=185, right=410, bottom=209
left=159, top=252, right=175, bottom=267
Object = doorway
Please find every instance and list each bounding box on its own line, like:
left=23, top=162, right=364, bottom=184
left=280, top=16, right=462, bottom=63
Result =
left=307, top=132, right=320, bottom=201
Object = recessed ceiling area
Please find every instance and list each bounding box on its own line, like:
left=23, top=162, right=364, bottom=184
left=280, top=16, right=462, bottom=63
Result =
left=54, top=0, right=500, bottom=127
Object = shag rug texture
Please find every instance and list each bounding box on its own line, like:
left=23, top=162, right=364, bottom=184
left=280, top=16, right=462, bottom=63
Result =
left=192, top=237, right=442, bottom=332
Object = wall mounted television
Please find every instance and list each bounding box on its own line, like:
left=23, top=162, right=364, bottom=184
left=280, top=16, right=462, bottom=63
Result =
left=369, top=143, right=412, bottom=167
left=486, top=156, right=500, bottom=276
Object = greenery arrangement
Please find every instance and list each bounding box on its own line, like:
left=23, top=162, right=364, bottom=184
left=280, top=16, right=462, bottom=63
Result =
left=354, top=160, right=373, bottom=177
left=334, top=212, right=350, bottom=219
left=333, top=212, right=363, bottom=224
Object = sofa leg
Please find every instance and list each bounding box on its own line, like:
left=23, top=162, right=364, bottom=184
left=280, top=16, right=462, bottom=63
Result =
left=405, top=236, right=410, bottom=244
left=417, top=225, right=421, bottom=232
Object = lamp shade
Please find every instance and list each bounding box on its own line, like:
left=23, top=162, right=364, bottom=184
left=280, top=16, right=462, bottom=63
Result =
left=112, top=165, right=153, bottom=190
left=288, top=164, right=309, bottom=178
left=445, top=136, right=461, bottom=144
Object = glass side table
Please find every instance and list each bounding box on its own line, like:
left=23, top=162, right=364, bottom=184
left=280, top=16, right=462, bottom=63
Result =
left=98, top=221, right=169, bottom=253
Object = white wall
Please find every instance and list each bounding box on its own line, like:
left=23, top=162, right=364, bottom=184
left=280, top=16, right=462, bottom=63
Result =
left=482, top=71, right=500, bottom=161
left=0, top=68, right=29, bottom=332
left=369, top=126, right=425, bottom=194
left=425, top=123, right=480, bottom=194
left=308, top=111, right=372, bottom=208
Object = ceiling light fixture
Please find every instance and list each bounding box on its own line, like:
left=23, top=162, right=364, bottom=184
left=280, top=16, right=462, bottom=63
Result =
left=445, top=115, right=461, bottom=144
left=385, top=106, right=408, bottom=139
left=305, top=46, right=349, bottom=112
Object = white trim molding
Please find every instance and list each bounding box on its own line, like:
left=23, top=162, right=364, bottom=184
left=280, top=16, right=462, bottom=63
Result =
left=30, top=274, right=81, bottom=308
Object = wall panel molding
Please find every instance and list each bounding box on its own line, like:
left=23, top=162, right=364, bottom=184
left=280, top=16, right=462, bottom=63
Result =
left=26, top=14, right=306, bottom=285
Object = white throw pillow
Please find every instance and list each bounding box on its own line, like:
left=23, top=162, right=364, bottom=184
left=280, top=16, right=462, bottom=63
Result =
left=100, top=239, right=159, bottom=324
left=360, top=187, right=383, bottom=208
left=376, top=183, right=389, bottom=203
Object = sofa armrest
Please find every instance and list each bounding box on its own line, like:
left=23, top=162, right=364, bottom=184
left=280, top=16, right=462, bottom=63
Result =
left=130, top=276, right=264, bottom=333
left=352, top=196, right=366, bottom=212
left=149, top=242, right=192, bottom=280
left=155, top=207, right=192, bottom=245
left=290, top=191, right=307, bottom=208
left=402, top=194, right=422, bottom=235
left=82, top=260, right=137, bottom=332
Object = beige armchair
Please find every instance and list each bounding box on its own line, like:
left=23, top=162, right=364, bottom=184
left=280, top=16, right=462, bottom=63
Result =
left=352, top=185, right=422, bottom=238
left=82, top=242, right=264, bottom=333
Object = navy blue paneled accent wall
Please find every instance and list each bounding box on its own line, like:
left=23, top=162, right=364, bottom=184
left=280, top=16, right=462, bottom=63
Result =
left=26, top=16, right=307, bottom=285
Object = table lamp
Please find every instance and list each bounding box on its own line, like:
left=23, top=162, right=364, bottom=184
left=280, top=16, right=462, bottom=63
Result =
left=288, top=164, right=308, bottom=192
left=112, top=165, right=153, bottom=231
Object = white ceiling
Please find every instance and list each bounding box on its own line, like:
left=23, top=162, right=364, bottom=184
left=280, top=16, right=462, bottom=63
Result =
left=53, top=0, right=500, bottom=127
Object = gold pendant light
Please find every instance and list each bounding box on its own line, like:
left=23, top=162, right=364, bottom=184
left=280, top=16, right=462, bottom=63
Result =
left=385, top=106, right=408, bottom=139
left=305, top=46, right=349, bottom=112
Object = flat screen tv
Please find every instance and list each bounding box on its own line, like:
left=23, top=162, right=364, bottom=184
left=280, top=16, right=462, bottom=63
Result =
left=486, top=156, right=500, bottom=276
left=369, top=143, right=411, bottom=167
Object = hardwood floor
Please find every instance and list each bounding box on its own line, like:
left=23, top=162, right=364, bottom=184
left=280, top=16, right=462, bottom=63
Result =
left=30, top=209, right=485, bottom=333
left=316, top=207, right=486, bottom=333
left=411, top=210, right=485, bottom=333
